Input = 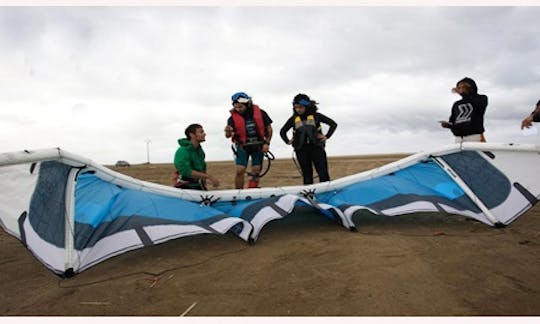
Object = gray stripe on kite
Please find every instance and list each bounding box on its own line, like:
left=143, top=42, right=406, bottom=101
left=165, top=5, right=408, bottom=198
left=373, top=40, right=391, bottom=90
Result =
left=194, top=215, right=235, bottom=235
left=433, top=202, right=447, bottom=213
left=18, top=211, right=28, bottom=247
left=240, top=196, right=282, bottom=221
left=135, top=226, right=153, bottom=246
left=74, top=213, right=234, bottom=249
left=193, top=223, right=221, bottom=235
left=269, top=203, right=289, bottom=217
left=513, top=182, right=538, bottom=206
left=0, top=215, right=6, bottom=233
left=17, top=210, right=28, bottom=246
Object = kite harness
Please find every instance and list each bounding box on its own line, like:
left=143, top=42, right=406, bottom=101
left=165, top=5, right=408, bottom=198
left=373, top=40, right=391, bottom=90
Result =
left=231, top=141, right=275, bottom=182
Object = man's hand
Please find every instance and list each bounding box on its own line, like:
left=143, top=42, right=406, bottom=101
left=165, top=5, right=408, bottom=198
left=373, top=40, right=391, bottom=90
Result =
left=206, top=175, right=220, bottom=188
left=521, top=116, right=534, bottom=129
left=317, top=134, right=327, bottom=142
left=440, top=121, right=452, bottom=128
left=261, top=143, right=269, bottom=153
left=224, top=125, right=234, bottom=138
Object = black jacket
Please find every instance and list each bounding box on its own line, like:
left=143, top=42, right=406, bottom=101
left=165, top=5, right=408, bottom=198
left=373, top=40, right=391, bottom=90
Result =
left=533, top=111, right=540, bottom=122
left=449, top=94, right=488, bottom=136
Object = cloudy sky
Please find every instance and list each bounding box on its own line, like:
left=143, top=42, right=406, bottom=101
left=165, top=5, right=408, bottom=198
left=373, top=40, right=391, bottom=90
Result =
left=1, top=4, right=539, bottom=164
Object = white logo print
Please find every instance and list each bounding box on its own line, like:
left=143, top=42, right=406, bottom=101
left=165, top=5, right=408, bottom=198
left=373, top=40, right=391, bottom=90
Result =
left=455, top=103, right=473, bottom=124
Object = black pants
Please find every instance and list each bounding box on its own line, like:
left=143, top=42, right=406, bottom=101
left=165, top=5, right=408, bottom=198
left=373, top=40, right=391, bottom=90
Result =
left=295, top=144, right=330, bottom=185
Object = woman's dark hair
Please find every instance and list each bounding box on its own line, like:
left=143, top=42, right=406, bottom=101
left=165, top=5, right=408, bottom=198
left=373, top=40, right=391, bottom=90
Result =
left=292, top=93, right=318, bottom=115
left=185, top=123, right=202, bottom=139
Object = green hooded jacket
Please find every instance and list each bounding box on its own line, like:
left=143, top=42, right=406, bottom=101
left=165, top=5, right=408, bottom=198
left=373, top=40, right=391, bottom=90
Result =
left=174, top=138, right=206, bottom=179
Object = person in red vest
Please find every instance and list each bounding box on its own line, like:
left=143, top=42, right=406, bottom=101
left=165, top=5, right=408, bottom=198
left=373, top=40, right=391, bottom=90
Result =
left=224, top=92, right=273, bottom=189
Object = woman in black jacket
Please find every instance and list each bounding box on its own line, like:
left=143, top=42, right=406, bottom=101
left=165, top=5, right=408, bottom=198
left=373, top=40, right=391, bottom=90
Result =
left=280, top=93, right=337, bottom=185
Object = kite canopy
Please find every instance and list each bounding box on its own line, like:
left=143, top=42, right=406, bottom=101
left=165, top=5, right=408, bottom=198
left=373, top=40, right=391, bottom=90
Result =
left=0, top=143, right=539, bottom=277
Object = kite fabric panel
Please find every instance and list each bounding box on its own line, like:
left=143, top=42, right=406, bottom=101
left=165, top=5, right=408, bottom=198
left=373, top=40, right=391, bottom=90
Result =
left=0, top=143, right=539, bottom=276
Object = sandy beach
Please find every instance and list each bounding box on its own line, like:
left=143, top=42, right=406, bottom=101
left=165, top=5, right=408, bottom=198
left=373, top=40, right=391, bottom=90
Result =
left=1, top=154, right=539, bottom=316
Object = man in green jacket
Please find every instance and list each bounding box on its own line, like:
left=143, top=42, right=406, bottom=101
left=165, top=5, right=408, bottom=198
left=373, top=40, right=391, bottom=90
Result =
left=173, top=124, right=220, bottom=190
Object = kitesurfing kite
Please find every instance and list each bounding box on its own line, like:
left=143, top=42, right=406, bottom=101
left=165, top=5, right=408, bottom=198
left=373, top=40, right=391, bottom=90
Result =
left=1, top=142, right=539, bottom=277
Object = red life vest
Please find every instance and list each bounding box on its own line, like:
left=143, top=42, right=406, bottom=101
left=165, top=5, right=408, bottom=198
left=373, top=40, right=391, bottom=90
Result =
left=230, top=105, right=266, bottom=145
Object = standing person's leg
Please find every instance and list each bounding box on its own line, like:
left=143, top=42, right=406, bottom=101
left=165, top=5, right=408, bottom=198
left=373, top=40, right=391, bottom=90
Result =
left=248, top=149, right=263, bottom=188
left=235, top=165, right=246, bottom=189
left=295, top=147, right=314, bottom=185
left=312, top=145, right=330, bottom=182
left=234, top=146, right=248, bottom=189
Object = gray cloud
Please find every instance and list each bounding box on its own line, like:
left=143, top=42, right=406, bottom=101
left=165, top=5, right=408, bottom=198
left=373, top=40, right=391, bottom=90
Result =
left=1, top=6, right=539, bottom=164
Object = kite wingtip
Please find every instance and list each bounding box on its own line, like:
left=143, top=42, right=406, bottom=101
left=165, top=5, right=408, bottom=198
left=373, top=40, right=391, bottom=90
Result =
left=494, top=222, right=506, bottom=229
left=62, top=268, right=75, bottom=278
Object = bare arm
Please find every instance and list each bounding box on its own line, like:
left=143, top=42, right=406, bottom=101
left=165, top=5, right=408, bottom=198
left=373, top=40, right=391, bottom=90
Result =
left=224, top=125, right=234, bottom=138
left=262, top=125, right=273, bottom=153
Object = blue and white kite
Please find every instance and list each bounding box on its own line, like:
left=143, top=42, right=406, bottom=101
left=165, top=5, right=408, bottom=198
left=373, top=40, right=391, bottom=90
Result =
left=0, top=143, right=539, bottom=276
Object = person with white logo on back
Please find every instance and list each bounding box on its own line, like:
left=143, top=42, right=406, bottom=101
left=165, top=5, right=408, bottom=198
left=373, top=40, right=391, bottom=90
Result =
left=440, top=77, right=488, bottom=143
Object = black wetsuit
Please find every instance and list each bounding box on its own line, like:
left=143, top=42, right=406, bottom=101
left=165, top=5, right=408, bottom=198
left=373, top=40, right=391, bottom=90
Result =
left=280, top=113, right=337, bottom=185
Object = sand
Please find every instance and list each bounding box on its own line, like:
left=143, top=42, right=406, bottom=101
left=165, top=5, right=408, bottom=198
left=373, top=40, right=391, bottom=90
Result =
left=1, top=154, right=539, bottom=316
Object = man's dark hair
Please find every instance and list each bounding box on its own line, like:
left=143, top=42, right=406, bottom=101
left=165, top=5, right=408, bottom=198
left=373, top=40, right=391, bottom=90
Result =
left=536, top=99, right=540, bottom=107
left=185, top=123, right=202, bottom=139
